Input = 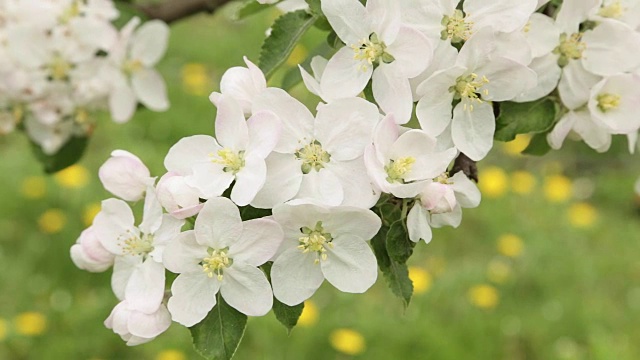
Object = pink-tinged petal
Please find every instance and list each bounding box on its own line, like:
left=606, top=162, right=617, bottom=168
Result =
left=385, top=26, right=433, bottom=78
left=252, top=88, right=314, bottom=153
left=105, top=301, right=130, bottom=334
left=295, top=168, right=344, bottom=206
left=132, top=68, right=169, bottom=111
left=125, top=259, right=166, bottom=314
left=71, top=244, right=111, bottom=273
left=99, top=150, right=152, bottom=202
left=271, top=247, right=325, bottom=306
left=246, top=110, right=281, bottom=158
left=320, top=47, right=373, bottom=100
left=127, top=304, right=171, bottom=338
left=78, top=226, right=114, bottom=266
left=189, top=162, right=235, bottom=199
left=109, top=84, right=137, bottom=123
left=229, top=218, right=284, bottom=266
left=163, top=231, right=208, bottom=274
left=387, top=179, right=430, bottom=199
left=230, top=155, right=267, bottom=207
left=429, top=204, right=463, bottom=228
left=218, top=57, right=267, bottom=115
left=315, top=97, right=380, bottom=161
left=138, top=188, right=163, bottom=235
left=407, top=204, right=432, bottom=243
left=450, top=102, right=495, bottom=161
left=111, top=256, right=141, bottom=300
left=131, top=20, right=169, bottom=66
left=93, top=199, right=136, bottom=255
left=220, top=262, right=273, bottom=316
left=372, top=65, right=413, bottom=124
left=250, top=153, right=303, bottom=209
left=450, top=172, right=481, bottom=208
left=321, top=235, right=377, bottom=293
left=327, top=158, right=381, bottom=209
left=167, top=273, right=220, bottom=327
left=323, top=207, right=381, bottom=241
left=164, top=135, right=220, bottom=175
left=214, top=95, right=249, bottom=150
left=321, top=0, right=370, bottom=44
left=195, top=197, right=243, bottom=249
left=364, top=145, right=390, bottom=192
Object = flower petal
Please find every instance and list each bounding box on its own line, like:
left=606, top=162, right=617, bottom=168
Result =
left=229, top=218, right=284, bottom=266
left=221, top=262, right=273, bottom=316
left=167, top=273, right=220, bottom=327
left=321, top=235, right=377, bottom=293
left=271, top=247, right=325, bottom=306
left=195, top=197, right=243, bottom=249
left=132, top=68, right=169, bottom=111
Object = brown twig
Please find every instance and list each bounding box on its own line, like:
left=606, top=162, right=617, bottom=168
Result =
left=450, top=153, right=478, bottom=182
left=135, top=0, right=234, bottom=24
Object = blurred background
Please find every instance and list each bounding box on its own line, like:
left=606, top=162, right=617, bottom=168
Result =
left=1, top=6, right=640, bottom=360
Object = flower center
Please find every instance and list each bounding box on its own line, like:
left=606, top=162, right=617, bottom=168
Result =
left=597, top=93, right=621, bottom=112
left=351, top=33, right=394, bottom=71
left=554, top=33, right=586, bottom=67
left=59, top=1, right=81, bottom=24
left=385, top=157, right=416, bottom=184
left=211, top=149, right=245, bottom=174
left=451, top=73, right=490, bottom=110
left=298, top=221, right=334, bottom=264
left=119, top=230, right=154, bottom=257
left=201, top=248, right=232, bottom=280
left=122, top=59, right=144, bottom=75
left=48, top=55, right=72, bottom=81
left=295, top=140, right=331, bottom=174
left=598, top=1, right=625, bottom=18
left=441, top=9, right=474, bottom=43
left=435, top=173, right=452, bottom=185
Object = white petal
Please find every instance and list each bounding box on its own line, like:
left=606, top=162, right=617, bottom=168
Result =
left=109, top=84, right=137, bottom=123
left=513, top=54, right=562, bottom=103
left=451, top=171, right=481, bottom=208
left=214, top=95, right=249, bottom=150
left=321, top=235, right=377, bottom=293
left=465, top=0, right=537, bottom=33
left=385, top=26, right=432, bottom=78
left=582, top=20, right=640, bottom=76
left=230, top=155, right=267, bottom=207
left=547, top=111, right=577, bottom=150
left=229, top=218, right=284, bottom=266
left=407, top=204, right=432, bottom=243
left=451, top=102, right=495, bottom=161
left=558, top=61, right=601, bottom=110
left=246, top=110, right=282, bottom=158
left=99, top=150, right=152, bottom=202
left=220, top=262, right=273, bottom=316
left=323, top=207, right=381, bottom=241
left=163, top=231, right=208, bottom=274
left=271, top=247, right=325, bottom=306
left=127, top=305, right=171, bottom=338
left=111, top=256, right=141, bottom=300
left=320, top=47, right=373, bottom=100
left=132, top=68, right=169, bottom=111
left=138, top=188, right=163, bottom=235
left=195, top=197, right=243, bottom=249
left=372, top=65, right=413, bottom=124
left=250, top=153, right=303, bottom=209
left=327, top=158, right=381, bottom=209
left=430, top=204, right=463, bottom=228
left=189, top=162, right=235, bottom=199
left=477, top=57, right=537, bottom=102
left=321, top=0, right=370, bottom=44
left=295, top=169, right=344, bottom=206
left=93, top=199, right=136, bottom=255
left=167, top=273, right=220, bottom=327
left=131, top=20, right=169, bottom=66
left=164, top=135, right=220, bottom=175
left=124, top=259, right=166, bottom=314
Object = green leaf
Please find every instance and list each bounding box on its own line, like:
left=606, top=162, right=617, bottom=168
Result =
left=190, top=294, right=248, bottom=360
left=494, top=99, right=557, bottom=142
left=386, top=220, right=415, bottom=264
left=30, top=136, right=89, bottom=174
left=305, top=0, right=322, bottom=15
left=239, top=205, right=272, bottom=221
left=234, top=0, right=273, bottom=20
left=259, top=10, right=318, bottom=78
left=371, top=227, right=413, bottom=306
left=521, top=132, right=552, bottom=156
left=261, top=262, right=304, bottom=333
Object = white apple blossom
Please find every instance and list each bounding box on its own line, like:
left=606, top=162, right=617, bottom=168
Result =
left=93, top=189, right=184, bottom=313
left=251, top=90, right=380, bottom=208
left=164, top=95, right=281, bottom=206
left=163, top=197, right=283, bottom=326
left=99, top=150, right=155, bottom=202
left=588, top=74, right=640, bottom=134
left=407, top=172, right=481, bottom=243
left=209, top=56, right=267, bottom=116
left=105, top=300, right=172, bottom=346
left=270, top=202, right=381, bottom=306
left=156, top=172, right=204, bottom=219
left=71, top=226, right=115, bottom=273
left=364, top=114, right=457, bottom=198
left=320, top=0, right=432, bottom=123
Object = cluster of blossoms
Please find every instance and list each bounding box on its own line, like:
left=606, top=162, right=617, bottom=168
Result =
left=70, top=0, right=640, bottom=348
left=0, top=0, right=169, bottom=154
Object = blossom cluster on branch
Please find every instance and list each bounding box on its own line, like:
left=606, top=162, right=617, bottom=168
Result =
left=0, top=0, right=169, bottom=155
left=69, top=0, right=640, bottom=355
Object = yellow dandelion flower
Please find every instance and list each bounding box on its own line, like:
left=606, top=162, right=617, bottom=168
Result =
left=568, top=202, right=598, bottom=228
left=286, top=44, right=308, bottom=67
left=54, top=165, right=90, bottom=188
left=478, top=166, right=509, bottom=198
left=0, top=318, right=8, bottom=341
left=502, top=134, right=531, bottom=156
left=487, top=259, right=512, bottom=284
left=329, top=328, right=366, bottom=356
left=83, top=203, right=102, bottom=227
left=298, top=300, right=319, bottom=327
left=511, top=171, right=536, bottom=195
left=14, top=312, right=47, bottom=336
left=497, top=234, right=524, bottom=258
left=544, top=174, right=573, bottom=203
left=38, top=209, right=66, bottom=234
left=181, top=63, right=211, bottom=96
left=408, top=267, right=432, bottom=294
left=156, top=349, right=187, bottom=360
left=21, top=176, right=46, bottom=199
left=468, top=284, right=499, bottom=310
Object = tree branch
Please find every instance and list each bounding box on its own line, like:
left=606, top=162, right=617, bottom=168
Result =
left=450, top=153, right=478, bottom=183
left=135, top=0, right=233, bottom=24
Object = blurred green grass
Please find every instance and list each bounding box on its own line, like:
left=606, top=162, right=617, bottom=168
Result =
left=1, top=6, right=640, bottom=360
